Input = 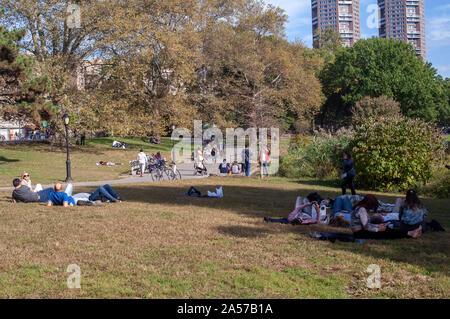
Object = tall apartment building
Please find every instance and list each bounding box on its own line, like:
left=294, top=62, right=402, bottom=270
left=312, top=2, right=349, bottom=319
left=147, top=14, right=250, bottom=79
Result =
left=312, top=0, right=361, bottom=48
left=378, top=0, right=426, bottom=59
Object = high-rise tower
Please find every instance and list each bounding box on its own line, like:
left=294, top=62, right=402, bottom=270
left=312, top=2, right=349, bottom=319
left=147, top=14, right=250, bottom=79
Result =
left=312, top=0, right=361, bottom=47
left=378, top=0, right=426, bottom=59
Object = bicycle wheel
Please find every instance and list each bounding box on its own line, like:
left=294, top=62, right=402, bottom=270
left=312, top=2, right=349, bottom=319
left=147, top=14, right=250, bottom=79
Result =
left=174, top=169, right=182, bottom=180
left=151, top=167, right=162, bottom=181
left=163, top=167, right=175, bottom=180
left=150, top=168, right=156, bottom=181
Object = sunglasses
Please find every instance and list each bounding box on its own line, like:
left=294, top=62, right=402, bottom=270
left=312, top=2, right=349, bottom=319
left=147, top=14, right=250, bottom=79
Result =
left=23, top=175, right=30, bottom=177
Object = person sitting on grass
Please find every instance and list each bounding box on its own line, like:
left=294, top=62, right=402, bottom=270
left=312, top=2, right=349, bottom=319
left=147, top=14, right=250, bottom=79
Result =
left=231, top=161, right=240, bottom=175
left=399, top=189, right=434, bottom=236
left=350, top=194, right=422, bottom=239
left=47, top=183, right=76, bottom=207
left=219, top=159, right=230, bottom=174
left=11, top=178, right=53, bottom=203
left=21, top=171, right=43, bottom=192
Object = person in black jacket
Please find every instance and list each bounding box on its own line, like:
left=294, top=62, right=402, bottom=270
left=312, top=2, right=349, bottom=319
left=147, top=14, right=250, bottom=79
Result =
left=341, top=151, right=356, bottom=195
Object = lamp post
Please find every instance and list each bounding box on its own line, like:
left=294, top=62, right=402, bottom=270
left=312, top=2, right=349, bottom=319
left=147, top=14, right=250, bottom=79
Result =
left=63, top=113, right=73, bottom=182
left=170, top=123, right=176, bottom=163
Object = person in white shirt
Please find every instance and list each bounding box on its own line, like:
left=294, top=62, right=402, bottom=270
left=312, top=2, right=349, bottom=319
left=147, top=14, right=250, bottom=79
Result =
left=231, top=161, right=240, bottom=174
left=136, top=149, right=148, bottom=177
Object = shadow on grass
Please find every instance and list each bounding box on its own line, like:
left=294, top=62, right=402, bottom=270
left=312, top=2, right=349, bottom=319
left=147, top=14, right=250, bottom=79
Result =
left=0, top=156, right=20, bottom=164
left=296, top=179, right=340, bottom=188
left=93, top=181, right=449, bottom=276
left=217, top=225, right=273, bottom=238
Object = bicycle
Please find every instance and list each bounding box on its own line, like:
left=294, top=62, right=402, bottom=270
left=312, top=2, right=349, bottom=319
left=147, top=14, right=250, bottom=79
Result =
left=164, top=162, right=182, bottom=180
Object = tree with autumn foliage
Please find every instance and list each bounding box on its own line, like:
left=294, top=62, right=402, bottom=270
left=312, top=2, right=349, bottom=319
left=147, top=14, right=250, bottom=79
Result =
left=1, top=0, right=323, bottom=137
left=190, top=1, right=322, bottom=131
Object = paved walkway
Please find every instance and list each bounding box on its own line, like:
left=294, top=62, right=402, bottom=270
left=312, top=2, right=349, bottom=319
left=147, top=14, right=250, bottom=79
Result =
left=0, top=162, right=259, bottom=191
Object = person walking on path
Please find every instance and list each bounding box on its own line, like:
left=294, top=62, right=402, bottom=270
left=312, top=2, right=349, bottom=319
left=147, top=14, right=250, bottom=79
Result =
left=137, top=149, right=148, bottom=177
left=80, top=132, right=86, bottom=146
left=341, top=151, right=356, bottom=195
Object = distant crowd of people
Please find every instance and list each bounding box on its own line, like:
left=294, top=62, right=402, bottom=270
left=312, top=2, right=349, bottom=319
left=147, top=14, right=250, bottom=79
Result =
left=195, top=142, right=272, bottom=178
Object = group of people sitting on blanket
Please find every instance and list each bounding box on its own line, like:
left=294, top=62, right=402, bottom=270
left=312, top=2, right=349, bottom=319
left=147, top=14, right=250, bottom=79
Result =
left=219, top=159, right=242, bottom=175
left=264, top=190, right=445, bottom=240
left=11, top=172, right=123, bottom=206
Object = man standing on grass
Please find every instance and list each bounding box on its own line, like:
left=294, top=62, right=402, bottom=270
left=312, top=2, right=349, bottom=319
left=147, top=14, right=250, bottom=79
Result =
left=242, top=145, right=252, bottom=177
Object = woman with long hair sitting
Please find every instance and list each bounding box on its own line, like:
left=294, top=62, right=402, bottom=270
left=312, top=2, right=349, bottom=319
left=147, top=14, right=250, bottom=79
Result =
left=350, top=194, right=422, bottom=239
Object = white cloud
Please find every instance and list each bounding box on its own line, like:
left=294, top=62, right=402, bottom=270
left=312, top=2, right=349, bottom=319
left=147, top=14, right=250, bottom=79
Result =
left=266, top=0, right=311, bottom=16
left=266, top=0, right=312, bottom=45
left=428, top=16, right=450, bottom=42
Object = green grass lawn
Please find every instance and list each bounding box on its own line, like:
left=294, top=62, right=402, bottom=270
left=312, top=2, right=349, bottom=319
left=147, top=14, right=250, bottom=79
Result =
left=0, top=135, right=289, bottom=187
left=0, top=176, right=448, bottom=298
left=0, top=137, right=178, bottom=187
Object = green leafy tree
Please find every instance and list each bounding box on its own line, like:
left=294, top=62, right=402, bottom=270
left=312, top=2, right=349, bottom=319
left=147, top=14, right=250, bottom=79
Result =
left=312, top=27, right=342, bottom=65
left=435, top=76, right=450, bottom=125
left=320, top=38, right=445, bottom=124
left=0, top=10, right=55, bottom=123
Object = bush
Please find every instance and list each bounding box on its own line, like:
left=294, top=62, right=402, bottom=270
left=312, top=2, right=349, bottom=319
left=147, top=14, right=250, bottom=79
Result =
left=280, top=129, right=354, bottom=179
left=419, top=168, right=450, bottom=199
left=351, top=96, right=402, bottom=125
left=351, top=117, right=444, bottom=191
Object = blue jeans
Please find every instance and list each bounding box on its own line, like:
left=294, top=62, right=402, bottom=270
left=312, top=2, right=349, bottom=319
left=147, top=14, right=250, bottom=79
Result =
left=37, top=188, right=53, bottom=203
left=245, top=162, right=251, bottom=176
left=89, top=184, right=118, bottom=202
left=332, top=196, right=353, bottom=217
left=400, top=221, right=427, bottom=233
left=341, top=175, right=356, bottom=195
left=262, top=162, right=269, bottom=176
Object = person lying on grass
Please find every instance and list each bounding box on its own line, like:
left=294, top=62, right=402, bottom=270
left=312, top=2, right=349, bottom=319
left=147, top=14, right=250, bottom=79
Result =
left=48, top=183, right=123, bottom=207
left=350, top=194, right=422, bottom=239
left=310, top=194, right=425, bottom=243
left=75, top=184, right=123, bottom=204
left=11, top=178, right=67, bottom=204
left=47, top=183, right=76, bottom=207
left=264, top=201, right=320, bottom=225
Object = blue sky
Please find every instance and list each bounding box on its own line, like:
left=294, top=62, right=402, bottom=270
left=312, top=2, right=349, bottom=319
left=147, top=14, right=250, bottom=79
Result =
left=266, top=0, right=450, bottom=78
